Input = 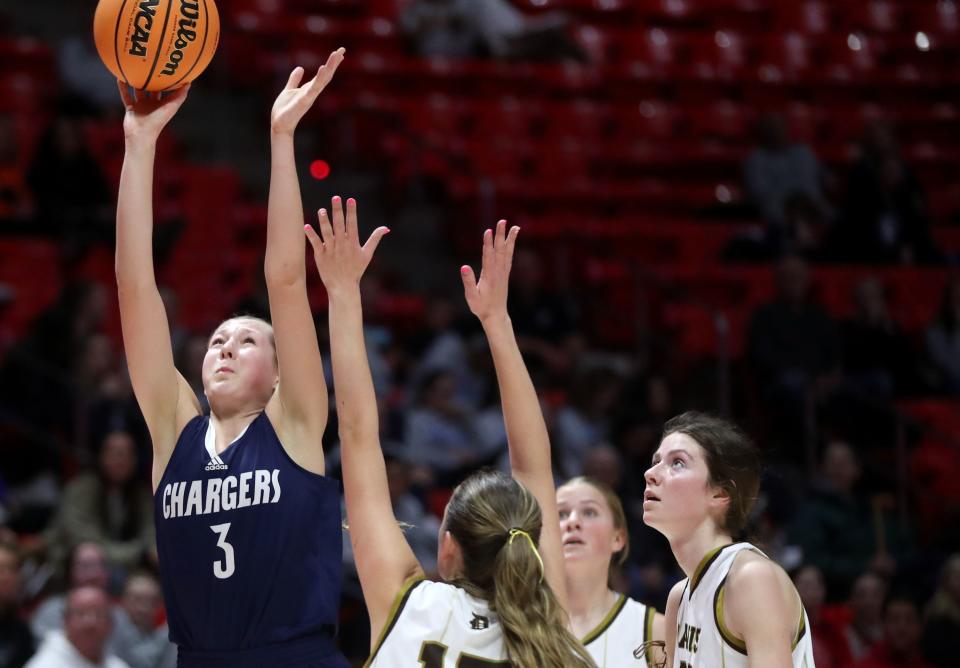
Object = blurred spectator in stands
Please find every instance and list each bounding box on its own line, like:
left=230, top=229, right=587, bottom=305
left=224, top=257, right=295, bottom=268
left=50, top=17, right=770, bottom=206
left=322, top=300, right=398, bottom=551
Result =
left=404, top=369, right=493, bottom=482
left=84, top=366, right=149, bottom=471
left=924, top=554, right=960, bottom=668
left=747, top=254, right=840, bottom=446
left=26, top=114, right=112, bottom=268
left=842, top=572, right=888, bottom=662
left=400, top=0, right=586, bottom=61
left=580, top=444, right=623, bottom=494
left=554, top=366, right=620, bottom=478
left=790, top=441, right=912, bottom=599
left=0, top=281, right=109, bottom=507
left=0, top=540, right=34, bottom=668
left=723, top=192, right=829, bottom=262
left=409, top=297, right=483, bottom=408
left=925, top=277, right=960, bottom=395
left=463, top=0, right=587, bottom=61
left=841, top=276, right=916, bottom=398
left=834, top=120, right=939, bottom=264
left=57, top=34, right=122, bottom=116
left=44, top=431, right=154, bottom=581
left=614, top=373, right=673, bottom=470
left=508, top=248, right=584, bottom=384
left=31, top=542, right=118, bottom=643
left=0, top=114, right=33, bottom=225
left=855, top=595, right=931, bottom=668
left=75, top=334, right=117, bottom=399
left=743, top=114, right=830, bottom=241
left=399, top=0, right=481, bottom=58
left=26, top=586, right=127, bottom=668
left=231, top=270, right=270, bottom=322
left=751, top=476, right=802, bottom=572
left=111, top=572, right=175, bottom=668
left=343, top=449, right=440, bottom=577
left=793, top=564, right=852, bottom=668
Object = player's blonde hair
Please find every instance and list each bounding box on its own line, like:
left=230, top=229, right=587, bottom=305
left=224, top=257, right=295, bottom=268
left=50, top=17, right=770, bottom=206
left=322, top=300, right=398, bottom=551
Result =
left=445, top=471, right=597, bottom=668
left=559, top=476, right=630, bottom=569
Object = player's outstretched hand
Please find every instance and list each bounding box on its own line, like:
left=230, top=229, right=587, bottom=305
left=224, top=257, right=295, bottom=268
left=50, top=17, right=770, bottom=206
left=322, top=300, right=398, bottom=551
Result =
left=119, top=81, right=190, bottom=142
left=304, top=196, right=389, bottom=294
left=271, top=48, right=345, bottom=136
left=460, top=220, right=520, bottom=325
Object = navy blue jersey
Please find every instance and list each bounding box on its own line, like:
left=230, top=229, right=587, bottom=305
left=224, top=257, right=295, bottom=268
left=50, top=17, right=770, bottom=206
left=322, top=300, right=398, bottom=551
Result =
left=154, top=412, right=345, bottom=665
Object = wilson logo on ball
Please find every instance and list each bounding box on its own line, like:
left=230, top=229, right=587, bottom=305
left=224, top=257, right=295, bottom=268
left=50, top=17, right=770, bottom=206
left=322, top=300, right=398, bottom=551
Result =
left=161, top=1, right=201, bottom=76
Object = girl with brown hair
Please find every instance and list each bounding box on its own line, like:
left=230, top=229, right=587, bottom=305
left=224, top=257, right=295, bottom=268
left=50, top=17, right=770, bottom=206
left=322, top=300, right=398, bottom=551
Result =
left=643, top=412, right=815, bottom=667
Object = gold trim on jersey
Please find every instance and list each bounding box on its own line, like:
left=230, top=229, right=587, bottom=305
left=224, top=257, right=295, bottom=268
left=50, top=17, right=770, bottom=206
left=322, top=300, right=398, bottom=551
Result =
left=713, top=577, right=748, bottom=655
left=642, top=605, right=657, bottom=665
left=581, top=593, right=628, bottom=646
left=712, top=575, right=809, bottom=656
left=690, top=543, right=736, bottom=594
left=363, top=575, right=427, bottom=667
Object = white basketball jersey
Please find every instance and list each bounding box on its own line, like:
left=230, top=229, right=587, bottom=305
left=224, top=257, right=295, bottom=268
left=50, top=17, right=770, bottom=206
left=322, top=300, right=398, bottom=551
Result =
left=582, top=594, right=658, bottom=668
left=673, top=542, right=815, bottom=668
left=365, top=578, right=509, bottom=667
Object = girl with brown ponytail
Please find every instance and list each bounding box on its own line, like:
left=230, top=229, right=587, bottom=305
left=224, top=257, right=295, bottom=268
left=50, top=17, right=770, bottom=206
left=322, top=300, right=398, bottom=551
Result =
left=306, top=210, right=595, bottom=668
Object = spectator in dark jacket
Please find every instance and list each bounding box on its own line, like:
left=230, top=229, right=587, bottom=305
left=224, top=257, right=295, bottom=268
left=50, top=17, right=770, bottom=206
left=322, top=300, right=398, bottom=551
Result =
left=832, top=120, right=939, bottom=264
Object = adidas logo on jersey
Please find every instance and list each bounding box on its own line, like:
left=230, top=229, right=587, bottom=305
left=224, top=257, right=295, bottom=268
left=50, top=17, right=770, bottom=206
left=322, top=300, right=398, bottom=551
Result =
left=470, top=613, right=489, bottom=630
left=206, top=451, right=228, bottom=471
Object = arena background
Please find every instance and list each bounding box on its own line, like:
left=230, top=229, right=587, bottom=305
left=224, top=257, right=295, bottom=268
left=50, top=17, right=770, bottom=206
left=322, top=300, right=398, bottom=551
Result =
left=0, top=1, right=959, bottom=666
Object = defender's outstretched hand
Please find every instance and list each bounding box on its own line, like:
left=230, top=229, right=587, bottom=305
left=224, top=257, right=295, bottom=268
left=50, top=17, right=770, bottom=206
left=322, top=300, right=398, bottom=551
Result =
left=460, top=220, right=520, bottom=323
left=118, top=81, right=190, bottom=141
left=271, top=48, right=345, bottom=136
left=304, top=196, right=389, bottom=293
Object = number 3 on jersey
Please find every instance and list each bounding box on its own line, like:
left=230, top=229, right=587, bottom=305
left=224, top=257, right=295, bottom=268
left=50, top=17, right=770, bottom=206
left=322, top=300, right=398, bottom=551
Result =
left=419, top=641, right=509, bottom=667
left=210, top=523, right=235, bottom=579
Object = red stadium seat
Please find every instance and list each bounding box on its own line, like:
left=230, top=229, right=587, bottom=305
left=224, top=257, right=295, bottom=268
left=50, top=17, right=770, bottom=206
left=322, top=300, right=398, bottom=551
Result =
left=821, top=33, right=883, bottom=82
left=912, top=0, right=960, bottom=37
left=610, top=100, right=679, bottom=143
left=777, top=1, right=834, bottom=34
left=687, top=30, right=750, bottom=80
left=845, top=0, right=903, bottom=34
left=620, top=28, right=683, bottom=78
left=686, top=100, right=751, bottom=143
left=755, top=32, right=817, bottom=83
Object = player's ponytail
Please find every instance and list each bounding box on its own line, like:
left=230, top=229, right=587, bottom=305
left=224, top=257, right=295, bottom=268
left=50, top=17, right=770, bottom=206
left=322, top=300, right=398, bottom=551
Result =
left=446, top=471, right=596, bottom=668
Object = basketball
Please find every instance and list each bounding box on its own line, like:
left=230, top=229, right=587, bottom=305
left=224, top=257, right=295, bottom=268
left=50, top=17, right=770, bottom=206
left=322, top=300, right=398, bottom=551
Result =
left=93, top=0, right=220, bottom=92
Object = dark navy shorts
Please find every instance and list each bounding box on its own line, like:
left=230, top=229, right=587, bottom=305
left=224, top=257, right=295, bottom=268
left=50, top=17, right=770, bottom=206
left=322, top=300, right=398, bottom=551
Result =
left=177, top=632, right=350, bottom=668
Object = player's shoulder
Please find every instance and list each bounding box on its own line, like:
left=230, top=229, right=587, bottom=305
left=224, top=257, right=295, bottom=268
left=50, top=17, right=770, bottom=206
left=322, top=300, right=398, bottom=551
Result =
left=667, top=577, right=688, bottom=605
left=728, top=548, right=791, bottom=592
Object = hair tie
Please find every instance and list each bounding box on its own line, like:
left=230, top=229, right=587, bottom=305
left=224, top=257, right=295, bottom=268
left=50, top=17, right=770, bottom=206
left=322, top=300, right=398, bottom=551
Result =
left=507, top=528, right=544, bottom=583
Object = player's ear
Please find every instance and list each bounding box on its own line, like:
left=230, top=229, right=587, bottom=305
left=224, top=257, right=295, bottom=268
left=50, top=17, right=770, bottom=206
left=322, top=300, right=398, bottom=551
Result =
left=708, top=483, right=732, bottom=525
left=437, top=530, right=464, bottom=581
left=611, top=527, right=626, bottom=555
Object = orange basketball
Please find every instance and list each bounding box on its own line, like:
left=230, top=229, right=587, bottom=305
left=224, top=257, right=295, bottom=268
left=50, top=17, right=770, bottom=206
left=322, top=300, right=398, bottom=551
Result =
left=93, top=0, right=220, bottom=92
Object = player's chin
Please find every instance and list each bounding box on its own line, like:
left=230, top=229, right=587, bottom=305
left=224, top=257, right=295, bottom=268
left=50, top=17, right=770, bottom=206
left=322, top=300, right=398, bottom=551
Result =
left=641, top=506, right=663, bottom=527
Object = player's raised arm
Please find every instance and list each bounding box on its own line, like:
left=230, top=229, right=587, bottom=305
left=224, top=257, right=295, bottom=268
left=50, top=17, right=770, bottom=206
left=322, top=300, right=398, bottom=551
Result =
left=303, top=198, right=410, bottom=642
left=115, top=83, right=200, bottom=488
left=459, top=221, right=568, bottom=608
left=264, top=49, right=344, bottom=475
